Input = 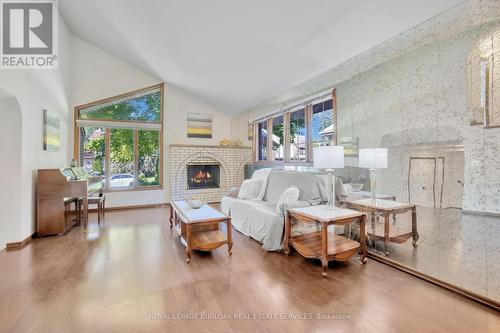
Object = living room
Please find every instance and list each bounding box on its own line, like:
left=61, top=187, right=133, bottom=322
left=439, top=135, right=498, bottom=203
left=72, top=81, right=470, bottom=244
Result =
left=0, top=0, right=499, bottom=332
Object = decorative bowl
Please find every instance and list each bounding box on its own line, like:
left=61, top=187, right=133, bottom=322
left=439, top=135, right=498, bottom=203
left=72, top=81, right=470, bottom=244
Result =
left=185, top=198, right=205, bottom=209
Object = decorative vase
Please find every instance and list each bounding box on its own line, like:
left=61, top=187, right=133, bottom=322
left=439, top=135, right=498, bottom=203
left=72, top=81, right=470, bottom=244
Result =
left=220, top=138, right=231, bottom=146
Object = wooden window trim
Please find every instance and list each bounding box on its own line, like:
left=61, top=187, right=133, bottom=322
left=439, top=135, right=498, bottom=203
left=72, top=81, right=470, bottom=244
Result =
left=74, top=83, right=165, bottom=192
left=267, top=118, right=273, bottom=161
left=332, top=88, right=338, bottom=145
left=284, top=112, right=290, bottom=163
left=305, top=105, right=313, bottom=162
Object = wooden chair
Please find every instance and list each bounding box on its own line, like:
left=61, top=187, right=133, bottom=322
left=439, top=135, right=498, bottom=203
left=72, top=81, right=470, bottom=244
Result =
left=88, top=195, right=105, bottom=226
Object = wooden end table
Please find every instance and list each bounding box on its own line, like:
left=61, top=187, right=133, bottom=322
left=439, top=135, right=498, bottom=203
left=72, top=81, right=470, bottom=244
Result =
left=342, top=191, right=398, bottom=224
left=285, top=206, right=367, bottom=278
left=350, top=191, right=396, bottom=201
left=343, top=198, right=419, bottom=254
left=170, top=201, right=232, bottom=263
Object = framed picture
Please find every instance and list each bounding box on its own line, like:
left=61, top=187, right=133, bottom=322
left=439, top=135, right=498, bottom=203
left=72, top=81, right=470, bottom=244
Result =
left=187, top=113, right=213, bottom=138
left=43, top=109, right=60, bottom=151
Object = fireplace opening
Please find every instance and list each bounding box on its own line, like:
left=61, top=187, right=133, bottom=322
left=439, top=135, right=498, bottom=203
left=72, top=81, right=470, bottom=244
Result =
left=187, top=163, right=220, bottom=189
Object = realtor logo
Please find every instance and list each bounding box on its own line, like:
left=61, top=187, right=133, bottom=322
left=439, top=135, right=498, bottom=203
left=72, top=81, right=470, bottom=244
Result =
left=1, top=0, right=58, bottom=69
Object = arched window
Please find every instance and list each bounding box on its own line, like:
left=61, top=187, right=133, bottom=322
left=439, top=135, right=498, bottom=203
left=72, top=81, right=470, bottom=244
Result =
left=468, top=30, right=500, bottom=127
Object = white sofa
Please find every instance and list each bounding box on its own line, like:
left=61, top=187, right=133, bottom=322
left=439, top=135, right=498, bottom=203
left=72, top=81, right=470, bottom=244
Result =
left=221, top=169, right=347, bottom=251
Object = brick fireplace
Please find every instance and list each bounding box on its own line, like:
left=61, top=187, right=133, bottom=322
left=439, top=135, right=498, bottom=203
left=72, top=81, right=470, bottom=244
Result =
left=170, top=145, right=252, bottom=203
left=187, top=163, right=220, bottom=189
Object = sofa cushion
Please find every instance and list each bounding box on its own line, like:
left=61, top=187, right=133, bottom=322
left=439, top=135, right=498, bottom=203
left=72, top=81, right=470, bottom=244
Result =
left=237, top=179, right=263, bottom=199
left=220, top=196, right=238, bottom=215
left=251, top=168, right=272, bottom=200
left=246, top=201, right=283, bottom=251
left=263, top=170, right=328, bottom=205
left=275, top=186, right=300, bottom=214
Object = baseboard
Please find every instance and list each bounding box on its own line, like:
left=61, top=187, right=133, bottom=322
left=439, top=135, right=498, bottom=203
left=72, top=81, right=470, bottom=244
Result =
left=368, top=253, right=500, bottom=311
left=6, top=233, right=35, bottom=250
left=88, top=202, right=170, bottom=213
left=88, top=202, right=221, bottom=213
left=463, top=209, right=500, bottom=218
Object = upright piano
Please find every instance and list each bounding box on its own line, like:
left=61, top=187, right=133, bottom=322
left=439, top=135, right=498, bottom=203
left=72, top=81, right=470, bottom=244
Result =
left=36, top=167, right=103, bottom=236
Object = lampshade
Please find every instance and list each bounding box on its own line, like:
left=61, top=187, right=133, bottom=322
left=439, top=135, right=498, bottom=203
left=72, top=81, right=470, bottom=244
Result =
left=359, top=148, right=388, bottom=169
left=313, top=146, right=345, bottom=169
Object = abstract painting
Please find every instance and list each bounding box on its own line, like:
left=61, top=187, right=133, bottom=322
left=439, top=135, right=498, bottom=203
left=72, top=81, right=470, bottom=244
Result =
left=187, top=113, right=212, bottom=138
left=43, top=109, right=61, bottom=151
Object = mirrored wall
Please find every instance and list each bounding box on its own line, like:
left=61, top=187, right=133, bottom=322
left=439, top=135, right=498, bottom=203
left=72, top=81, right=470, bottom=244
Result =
left=336, top=18, right=500, bottom=305
left=248, top=1, right=500, bottom=307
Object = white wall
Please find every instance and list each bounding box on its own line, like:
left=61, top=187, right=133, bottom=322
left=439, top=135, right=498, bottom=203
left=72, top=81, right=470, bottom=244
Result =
left=70, top=36, right=234, bottom=208
left=0, top=14, right=72, bottom=244
left=230, top=111, right=252, bottom=147
left=0, top=94, right=22, bottom=250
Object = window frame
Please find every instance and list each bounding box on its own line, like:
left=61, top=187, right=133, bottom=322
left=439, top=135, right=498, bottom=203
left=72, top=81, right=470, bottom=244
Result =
left=74, top=83, right=164, bottom=192
left=270, top=114, right=285, bottom=161
left=255, top=119, right=269, bottom=161
left=252, top=88, right=337, bottom=164
left=288, top=107, right=308, bottom=162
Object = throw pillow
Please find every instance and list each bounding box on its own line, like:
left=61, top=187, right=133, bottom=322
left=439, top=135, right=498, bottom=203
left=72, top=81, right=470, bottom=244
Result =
left=276, top=186, right=300, bottom=214
left=251, top=168, right=272, bottom=200
left=237, top=179, right=263, bottom=200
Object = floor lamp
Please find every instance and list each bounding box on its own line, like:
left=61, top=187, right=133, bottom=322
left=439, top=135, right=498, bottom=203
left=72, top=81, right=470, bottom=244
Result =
left=359, top=148, right=388, bottom=203
left=313, top=146, right=345, bottom=209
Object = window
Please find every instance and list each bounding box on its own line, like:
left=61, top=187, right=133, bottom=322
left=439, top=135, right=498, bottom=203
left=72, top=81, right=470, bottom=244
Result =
left=75, top=84, right=164, bottom=191
left=271, top=115, right=284, bottom=160
left=468, top=30, right=500, bottom=127
left=80, top=127, right=105, bottom=177
left=289, top=108, right=306, bottom=161
left=252, top=89, right=337, bottom=163
left=138, top=130, right=160, bottom=186
left=312, top=99, right=334, bottom=147
left=257, top=120, right=267, bottom=161
left=109, top=128, right=134, bottom=189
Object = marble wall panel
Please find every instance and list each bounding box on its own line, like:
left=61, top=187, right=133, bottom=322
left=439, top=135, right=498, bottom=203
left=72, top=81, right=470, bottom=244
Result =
left=249, top=0, right=500, bottom=213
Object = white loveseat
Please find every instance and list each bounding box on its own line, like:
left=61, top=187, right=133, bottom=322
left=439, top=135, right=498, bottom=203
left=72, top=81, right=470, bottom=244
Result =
left=221, top=169, right=347, bottom=251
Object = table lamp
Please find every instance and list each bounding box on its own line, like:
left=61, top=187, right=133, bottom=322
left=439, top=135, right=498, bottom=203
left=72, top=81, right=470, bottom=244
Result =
left=359, top=148, right=388, bottom=203
left=313, top=146, right=345, bottom=209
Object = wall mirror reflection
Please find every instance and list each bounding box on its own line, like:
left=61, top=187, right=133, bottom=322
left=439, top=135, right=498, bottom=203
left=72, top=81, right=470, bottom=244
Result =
left=249, top=2, right=500, bottom=307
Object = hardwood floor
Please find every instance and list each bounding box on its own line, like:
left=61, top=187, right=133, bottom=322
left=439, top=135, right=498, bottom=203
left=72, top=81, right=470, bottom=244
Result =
left=0, top=207, right=499, bottom=333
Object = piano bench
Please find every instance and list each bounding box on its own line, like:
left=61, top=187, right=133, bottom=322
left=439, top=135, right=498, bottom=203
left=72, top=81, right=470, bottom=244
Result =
left=88, top=195, right=106, bottom=226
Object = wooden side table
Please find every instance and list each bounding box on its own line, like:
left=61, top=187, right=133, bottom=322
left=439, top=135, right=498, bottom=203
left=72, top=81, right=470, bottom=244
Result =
left=341, top=191, right=398, bottom=224
left=284, top=206, right=367, bottom=278
left=350, top=191, right=396, bottom=201
left=170, top=201, right=232, bottom=263
left=343, top=199, right=419, bottom=254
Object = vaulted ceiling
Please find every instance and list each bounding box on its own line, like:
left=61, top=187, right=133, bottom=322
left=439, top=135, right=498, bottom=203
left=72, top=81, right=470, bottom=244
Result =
left=59, top=0, right=464, bottom=114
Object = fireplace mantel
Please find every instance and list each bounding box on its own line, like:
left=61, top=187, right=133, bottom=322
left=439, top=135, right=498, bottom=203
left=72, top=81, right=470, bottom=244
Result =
left=170, top=144, right=251, bottom=150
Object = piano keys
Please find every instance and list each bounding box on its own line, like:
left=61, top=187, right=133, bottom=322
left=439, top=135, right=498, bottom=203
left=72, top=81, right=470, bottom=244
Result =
left=36, top=167, right=103, bottom=236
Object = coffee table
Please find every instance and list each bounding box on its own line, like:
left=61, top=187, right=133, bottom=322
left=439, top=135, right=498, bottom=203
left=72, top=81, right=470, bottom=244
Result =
left=170, top=200, right=232, bottom=263
left=284, top=206, right=367, bottom=277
